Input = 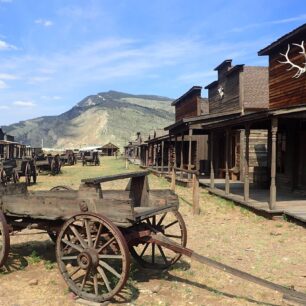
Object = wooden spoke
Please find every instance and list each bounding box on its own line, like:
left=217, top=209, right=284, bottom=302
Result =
left=68, top=266, right=81, bottom=278
left=164, top=220, right=178, bottom=229
left=99, top=260, right=121, bottom=279
left=97, top=266, right=111, bottom=292
left=61, top=255, right=78, bottom=260
left=84, top=219, right=93, bottom=247
left=97, top=236, right=115, bottom=253
left=152, top=243, right=155, bottom=264
left=157, top=245, right=168, bottom=265
left=62, top=238, right=83, bottom=253
left=164, top=234, right=182, bottom=239
left=140, top=243, right=149, bottom=258
left=98, top=254, right=122, bottom=259
left=157, top=213, right=167, bottom=226
left=93, top=274, right=99, bottom=295
left=152, top=216, right=156, bottom=226
left=80, top=269, right=90, bottom=291
left=69, top=225, right=87, bottom=249
left=93, top=223, right=103, bottom=249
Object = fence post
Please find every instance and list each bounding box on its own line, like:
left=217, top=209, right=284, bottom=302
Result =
left=192, top=173, right=200, bottom=215
left=125, top=157, right=129, bottom=169
left=171, top=167, right=176, bottom=192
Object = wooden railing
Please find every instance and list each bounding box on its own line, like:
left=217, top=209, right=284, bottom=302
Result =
left=171, top=167, right=200, bottom=215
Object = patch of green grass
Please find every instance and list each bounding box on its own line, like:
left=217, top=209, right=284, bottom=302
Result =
left=44, top=260, right=55, bottom=270
left=28, top=250, right=41, bottom=264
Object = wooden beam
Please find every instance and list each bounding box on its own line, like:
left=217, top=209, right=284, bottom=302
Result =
left=210, top=132, right=215, bottom=189
left=192, top=173, right=200, bottom=215
left=244, top=125, right=250, bottom=201
left=161, top=140, right=164, bottom=173
left=188, top=128, right=193, bottom=180
left=171, top=167, right=176, bottom=192
left=225, top=129, right=230, bottom=195
left=180, top=133, right=184, bottom=179
left=269, top=117, right=278, bottom=210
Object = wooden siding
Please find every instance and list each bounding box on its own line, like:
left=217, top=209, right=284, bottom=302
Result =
left=209, top=71, right=241, bottom=114
left=269, top=45, right=306, bottom=109
left=243, top=67, right=269, bottom=110
left=175, top=94, right=199, bottom=121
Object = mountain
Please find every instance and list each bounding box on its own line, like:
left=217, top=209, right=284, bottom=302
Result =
left=3, top=90, right=174, bottom=149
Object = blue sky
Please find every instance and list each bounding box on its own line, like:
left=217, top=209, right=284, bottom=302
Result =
left=0, top=0, right=306, bottom=125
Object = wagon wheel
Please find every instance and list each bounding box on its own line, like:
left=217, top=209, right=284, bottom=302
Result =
left=0, top=169, right=7, bottom=185
left=130, top=211, right=187, bottom=269
left=12, top=169, right=19, bottom=183
left=32, top=166, right=37, bottom=184
left=50, top=185, right=73, bottom=191
left=25, top=162, right=31, bottom=185
left=56, top=213, right=130, bottom=302
left=0, top=210, right=10, bottom=267
left=51, top=159, right=56, bottom=175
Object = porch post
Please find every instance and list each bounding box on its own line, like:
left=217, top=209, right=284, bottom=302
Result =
left=225, top=129, right=230, bottom=195
left=244, top=125, right=250, bottom=201
left=188, top=128, right=193, bottom=180
left=168, top=136, right=172, bottom=174
left=145, top=146, right=148, bottom=167
left=269, top=117, right=278, bottom=210
left=180, top=133, right=184, bottom=178
left=174, top=135, right=178, bottom=168
left=161, top=140, right=164, bottom=173
left=210, top=131, right=215, bottom=189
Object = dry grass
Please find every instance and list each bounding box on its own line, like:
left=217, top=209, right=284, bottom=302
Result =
left=0, top=157, right=305, bottom=306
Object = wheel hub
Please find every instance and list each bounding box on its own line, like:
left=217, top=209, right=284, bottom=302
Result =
left=77, top=249, right=99, bottom=270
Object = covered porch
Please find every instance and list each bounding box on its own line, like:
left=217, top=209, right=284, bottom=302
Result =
left=202, top=106, right=306, bottom=224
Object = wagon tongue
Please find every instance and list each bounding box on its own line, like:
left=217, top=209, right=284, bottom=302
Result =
left=150, top=233, right=306, bottom=305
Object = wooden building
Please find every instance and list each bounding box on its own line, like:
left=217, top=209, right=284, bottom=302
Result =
left=165, top=86, right=209, bottom=183
left=0, top=128, right=26, bottom=159
left=198, top=24, right=306, bottom=222
left=204, top=60, right=269, bottom=184
left=124, top=132, right=143, bottom=164
left=101, top=142, right=119, bottom=156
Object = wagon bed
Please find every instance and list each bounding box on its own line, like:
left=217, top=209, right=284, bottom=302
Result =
left=0, top=171, right=179, bottom=226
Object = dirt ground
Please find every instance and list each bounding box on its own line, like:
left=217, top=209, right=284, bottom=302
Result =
left=1, top=157, right=306, bottom=306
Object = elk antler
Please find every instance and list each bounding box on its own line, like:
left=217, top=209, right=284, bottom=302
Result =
left=278, top=42, right=306, bottom=78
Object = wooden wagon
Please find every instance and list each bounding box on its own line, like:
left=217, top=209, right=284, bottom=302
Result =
left=82, top=151, right=100, bottom=166
left=60, top=150, right=76, bottom=166
left=35, top=153, right=61, bottom=175
left=0, top=158, right=37, bottom=185
left=0, top=171, right=305, bottom=304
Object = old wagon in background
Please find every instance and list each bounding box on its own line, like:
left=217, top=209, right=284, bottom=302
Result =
left=0, top=158, right=37, bottom=185
left=82, top=151, right=100, bottom=166
left=60, top=150, right=77, bottom=166
left=35, top=153, right=61, bottom=175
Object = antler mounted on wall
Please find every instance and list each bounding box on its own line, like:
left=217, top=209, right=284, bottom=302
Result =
left=278, top=41, right=306, bottom=78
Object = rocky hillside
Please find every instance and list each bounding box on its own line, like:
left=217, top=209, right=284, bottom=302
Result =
left=3, top=90, right=174, bottom=149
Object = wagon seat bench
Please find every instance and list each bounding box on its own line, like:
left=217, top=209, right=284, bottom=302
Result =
left=0, top=171, right=306, bottom=304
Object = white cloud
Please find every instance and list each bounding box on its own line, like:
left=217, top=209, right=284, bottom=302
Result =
left=0, top=105, right=9, bottom=109
left=0, top=73, right=18, bottom=80
left=0, top=39, right=16, bottom=51
left=230, top=14, right=306, bottom=33
left=0, top=0, right=12, bottom=3
left=28, top=76, right=51, bottom=84
left=13, top=100, right=35, bottom=107
left=35, top=19, right=53, bottom=27
left=0, top=80, right=7, bottom=89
